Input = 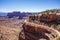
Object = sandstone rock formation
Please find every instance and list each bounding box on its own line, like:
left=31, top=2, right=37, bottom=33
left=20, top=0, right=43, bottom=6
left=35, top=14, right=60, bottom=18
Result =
left=21, top=20, right=60, bottom=40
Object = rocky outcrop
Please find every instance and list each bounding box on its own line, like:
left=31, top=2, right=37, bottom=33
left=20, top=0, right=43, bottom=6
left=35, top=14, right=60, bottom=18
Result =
left=21, top=20, right=60, bottom=40
left=7, top=12, right=33, bottom=19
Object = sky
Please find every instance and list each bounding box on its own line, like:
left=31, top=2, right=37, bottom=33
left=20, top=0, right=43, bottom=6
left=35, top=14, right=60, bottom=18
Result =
left=0, top=0, right=60, bottom=12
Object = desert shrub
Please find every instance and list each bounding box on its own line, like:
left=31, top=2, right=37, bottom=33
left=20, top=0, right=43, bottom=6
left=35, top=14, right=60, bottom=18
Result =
left=56, top=36, right=60, bottom=40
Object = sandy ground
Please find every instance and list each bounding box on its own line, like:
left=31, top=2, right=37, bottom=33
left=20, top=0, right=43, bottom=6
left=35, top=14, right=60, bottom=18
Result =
left=0, top=19, right=24, bottom=40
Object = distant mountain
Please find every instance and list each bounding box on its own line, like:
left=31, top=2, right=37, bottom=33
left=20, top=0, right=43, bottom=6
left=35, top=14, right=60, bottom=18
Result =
left=7, top=12, right=35, bottom=19
left=0, top=12, right=37, bottom=19
left=0, top=12, right=7, bottom=16
left=38, top=9, right=60, bottom=14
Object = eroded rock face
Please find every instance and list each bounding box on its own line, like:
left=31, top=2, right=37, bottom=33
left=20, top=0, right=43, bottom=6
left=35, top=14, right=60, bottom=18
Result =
left=0, top=15, right=60, bottom=40
left=22, top=21, right=60, bottom=40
